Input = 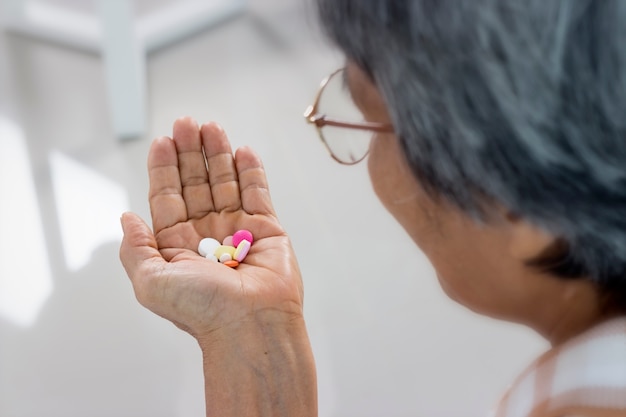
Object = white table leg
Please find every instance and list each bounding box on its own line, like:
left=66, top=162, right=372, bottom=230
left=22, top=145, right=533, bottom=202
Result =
left=1, top=0, right=247, bottom=140
left=98, top=0, right=146, bottom=140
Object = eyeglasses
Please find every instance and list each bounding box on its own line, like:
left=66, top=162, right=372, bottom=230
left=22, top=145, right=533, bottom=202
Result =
left=304, top=68, right=394, bottom=165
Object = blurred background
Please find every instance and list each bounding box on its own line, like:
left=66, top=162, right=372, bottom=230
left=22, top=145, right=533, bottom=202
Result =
left=0, top=0, right=547, bottom=416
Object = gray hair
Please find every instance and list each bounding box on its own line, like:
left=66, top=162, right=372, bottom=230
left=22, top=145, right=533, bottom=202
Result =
left=316, top=0, right=626, bottom=307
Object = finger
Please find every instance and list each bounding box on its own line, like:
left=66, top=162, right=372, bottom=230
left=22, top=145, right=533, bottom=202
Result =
left=235, top=146, right=277, bottom=216
left=119, top=212, right=168, bottom=308
left=172, top=117, right=214, bottom=217
left=148, top=136, right=187, bottom=233
left=200, top=122, right=241, bottom=212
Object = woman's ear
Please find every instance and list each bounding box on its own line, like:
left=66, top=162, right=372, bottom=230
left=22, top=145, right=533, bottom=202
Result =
left=505, top=213, right=556, bottom=261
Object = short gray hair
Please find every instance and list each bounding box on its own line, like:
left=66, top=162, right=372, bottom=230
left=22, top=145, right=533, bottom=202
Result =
left=316, top=0, right=626, bottom=307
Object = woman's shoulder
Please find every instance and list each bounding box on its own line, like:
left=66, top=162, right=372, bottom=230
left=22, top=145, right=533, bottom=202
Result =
left=493, top=316, right=626, bottom=417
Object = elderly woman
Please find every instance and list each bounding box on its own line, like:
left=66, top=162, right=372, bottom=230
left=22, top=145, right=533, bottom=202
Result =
left=119, top=1, right=626, bottom=416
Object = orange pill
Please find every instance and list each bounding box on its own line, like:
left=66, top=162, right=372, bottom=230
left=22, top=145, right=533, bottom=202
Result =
left=223, top=260, right=239, bottom=268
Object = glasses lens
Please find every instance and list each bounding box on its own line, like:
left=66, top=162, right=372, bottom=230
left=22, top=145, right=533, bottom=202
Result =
left=317, top=71, right=373, bottom=164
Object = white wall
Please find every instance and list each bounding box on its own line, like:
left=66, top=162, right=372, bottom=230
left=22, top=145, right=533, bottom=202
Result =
left=0, top=1, right=547, bottom=416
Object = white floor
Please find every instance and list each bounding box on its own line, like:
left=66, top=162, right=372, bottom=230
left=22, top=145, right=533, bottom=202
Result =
left=0, top=1, right=547, bottom=416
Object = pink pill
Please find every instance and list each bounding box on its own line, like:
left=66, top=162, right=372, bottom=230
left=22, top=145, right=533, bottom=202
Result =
left=222, top=235, right=233, bottom=247
left=234, top=239, right=251, bottom=262
left=232, top=229, right=253, bottom=247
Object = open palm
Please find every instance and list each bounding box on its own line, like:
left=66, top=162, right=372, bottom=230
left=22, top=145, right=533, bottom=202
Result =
left=120, top=117, right=304, bottom=340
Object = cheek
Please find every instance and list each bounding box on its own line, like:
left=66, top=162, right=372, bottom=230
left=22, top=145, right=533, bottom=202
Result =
left=366, top=135, right=387, bottom=201
left=367, top=134, right=413, bottom=205
left=367, top=134, right=439, bottom=245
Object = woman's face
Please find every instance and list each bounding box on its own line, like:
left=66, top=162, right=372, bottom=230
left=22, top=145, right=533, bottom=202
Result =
left=341, top=62, right=612, bottom=345
left=343, top=63, right=572, bottom=323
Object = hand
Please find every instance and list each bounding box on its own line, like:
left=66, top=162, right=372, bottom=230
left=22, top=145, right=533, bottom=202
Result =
left=119, top=117, right=304, bottom=342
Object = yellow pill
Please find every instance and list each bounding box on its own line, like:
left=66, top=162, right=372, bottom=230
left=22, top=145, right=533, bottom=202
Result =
left=214, top=245, right=236, bottom=258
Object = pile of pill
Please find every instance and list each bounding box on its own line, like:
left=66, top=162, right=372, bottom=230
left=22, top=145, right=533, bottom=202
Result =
left=197, top=229, right=253, bottom=268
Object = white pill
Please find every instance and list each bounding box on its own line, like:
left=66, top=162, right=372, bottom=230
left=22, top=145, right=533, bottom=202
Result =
left=198, top=238, right=220, bottom=257
left=219, top=253, right=233, bottom=263
left=205, top=254, right=218, bottom=262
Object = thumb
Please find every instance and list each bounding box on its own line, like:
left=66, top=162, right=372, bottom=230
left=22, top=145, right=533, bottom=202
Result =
left=119, top=212, right=163, bottom=279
